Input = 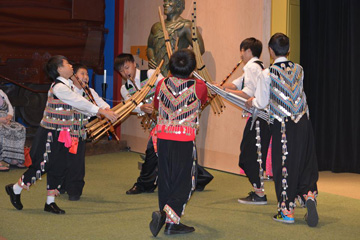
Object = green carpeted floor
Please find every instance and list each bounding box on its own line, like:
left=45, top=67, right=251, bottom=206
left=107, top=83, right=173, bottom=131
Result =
left=1, top=151, right=360, bottom=240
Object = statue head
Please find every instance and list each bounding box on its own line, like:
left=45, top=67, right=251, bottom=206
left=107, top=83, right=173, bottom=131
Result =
left=163, top=0, right=185, bottom=16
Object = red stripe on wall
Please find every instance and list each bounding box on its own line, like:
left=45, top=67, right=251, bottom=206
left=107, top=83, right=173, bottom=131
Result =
left=113, top=0, right=124, bottom=136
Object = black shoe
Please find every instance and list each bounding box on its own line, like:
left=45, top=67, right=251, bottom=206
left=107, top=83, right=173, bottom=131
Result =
left=305, top=198, right=318, bottom=227
left=126, top=185, right=144, bottom=194
left=238, top=191, right=267, bottom=205
left=145, top=187, right=156, bottom=193
left=149, top=211, right=166, bottom=237
left=5, top=184, right=23, bottom=210
left=68, top=195, right=80, bottom=201
left=195, top=185, right=205, bottom=191
left=126, top=185, right=155, bottom=194
left=44, top=202, right=65, bottom=214
left=195, top=176, right=214, bottom=191
left=164, top=223, right=195, bottom=235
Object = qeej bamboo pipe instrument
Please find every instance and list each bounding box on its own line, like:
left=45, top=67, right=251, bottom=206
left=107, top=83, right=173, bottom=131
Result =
left=158, top=6, right=173, bottom=58
left=219, top=60, right=243, bottom=86
left=86, top=60, right=164, bottom=142
left=191, top=1, right=225, bottom=114
left=193, top=71, right=273, bottom=130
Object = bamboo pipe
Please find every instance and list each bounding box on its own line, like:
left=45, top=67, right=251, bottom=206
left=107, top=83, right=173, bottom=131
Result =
left=158, top=6, right=172, bottom=58
left=85, top=101, right=125, bottom=130
left=89, top=88, right=150, bottom=138
left=220, top=60, right=242, bottom=86
left=87, top=60, right=164, bottom=141
left=190, top=4, right=225, bottom=114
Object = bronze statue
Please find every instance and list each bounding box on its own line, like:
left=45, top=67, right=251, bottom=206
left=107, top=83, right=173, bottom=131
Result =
left=147, top=0, right=205, bottom=76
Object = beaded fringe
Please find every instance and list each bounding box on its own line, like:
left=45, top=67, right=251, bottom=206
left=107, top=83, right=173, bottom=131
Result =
left=18, top=132, right=55, bottom=190
left=255, top=120, right=265, bottom=192
left=278, top=120, right=294, bottom=214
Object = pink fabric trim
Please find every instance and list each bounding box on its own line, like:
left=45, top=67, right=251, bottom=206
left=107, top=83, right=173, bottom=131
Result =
left=47, top=189, right=60, bottom=197
left=164, top=204, right=180, bottom=224
left=266, top=137, right=273, bottom=176
left=58, top=129, right=72, bottom=148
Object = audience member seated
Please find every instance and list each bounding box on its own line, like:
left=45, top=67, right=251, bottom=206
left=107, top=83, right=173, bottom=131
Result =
left=0, top=89, right=26, bottom=172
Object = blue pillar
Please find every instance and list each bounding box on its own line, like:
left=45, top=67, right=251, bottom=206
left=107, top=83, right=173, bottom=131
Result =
left=92, top=0, right=115, bottom=107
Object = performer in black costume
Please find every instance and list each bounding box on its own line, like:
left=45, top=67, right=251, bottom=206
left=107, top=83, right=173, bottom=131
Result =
left=221, top=38, right=271, bottom=205
left=247, top=33, right=319, bottom=227
left=5, top=56, right=117, bottom=214
left=149, top=49, right=208, bottom=236
left=61, top=63, right=111, bottom=201
left=114, top=53, right=213, bottom=195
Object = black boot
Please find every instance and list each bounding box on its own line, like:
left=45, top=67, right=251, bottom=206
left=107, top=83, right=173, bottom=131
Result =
left=149, top=211, right=166, bottom=237
left=5, top=184, right=23, bottom=210
left=164, top=222, right=195, bottom=235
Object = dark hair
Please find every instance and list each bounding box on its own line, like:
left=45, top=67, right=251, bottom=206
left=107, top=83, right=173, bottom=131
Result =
left=268, top=33, right=290, bottom=56
left=239, top=37, right=263, bottom=58
left=114, top=53, right=135, bottom=71
left=73, top=63, right=88, bottom=74
left=169, top=49, right=196, bottom=78
left=45, top=55, right=67, bottom=81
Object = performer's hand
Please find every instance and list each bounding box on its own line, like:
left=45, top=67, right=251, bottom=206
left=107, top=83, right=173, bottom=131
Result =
left=1, top=115, right=12, bottom=124
left=214, top=83, right=225, bottom=90
left=96, top=108, right=111, bottom=118
left=245, top=97, right=254, bottom=109
left=0, top=117, right=7, bottom=124
left=98, top=109, right=119, bottom=123
left=140, top=103, right=154, bottom=114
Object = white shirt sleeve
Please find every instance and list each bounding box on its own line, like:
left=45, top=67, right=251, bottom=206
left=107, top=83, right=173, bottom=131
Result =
left=241, top=64, right=262, bottom=97
left=0, top=90, right=14, bottom=116
left=90, top=88, right=110, bottom=109
left=231, top=75, right=244, bottom=90
left=252, top=69, right=271, bottom=109
left=120, top=84, right=131, bottom=101
left=53, top=83, right=99, bottom=116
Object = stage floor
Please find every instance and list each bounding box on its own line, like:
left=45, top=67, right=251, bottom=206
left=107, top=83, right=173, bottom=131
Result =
left=318, top=171, right=360, bottom=200
left=1, top=151, right=359, bottom=240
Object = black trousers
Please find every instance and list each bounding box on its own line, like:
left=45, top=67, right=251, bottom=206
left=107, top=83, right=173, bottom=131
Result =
left=239, top=117, right=271, bottom=188
left=23, top=127, right=69, bottom=190
left=272, top=116, right=318, bottom=210
left=195, top=162, right=214, bottom=188
left=157, top=139, right=194, bottom=217
left=134, top=138, right=158, bottom=191
left=134, top=138, right=213, bottom=191
left=62, top=139, right=86, bottom=197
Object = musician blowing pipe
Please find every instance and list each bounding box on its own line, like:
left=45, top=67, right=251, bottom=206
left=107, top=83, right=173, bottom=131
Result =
left=71, top=73, right=119, bottom=141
